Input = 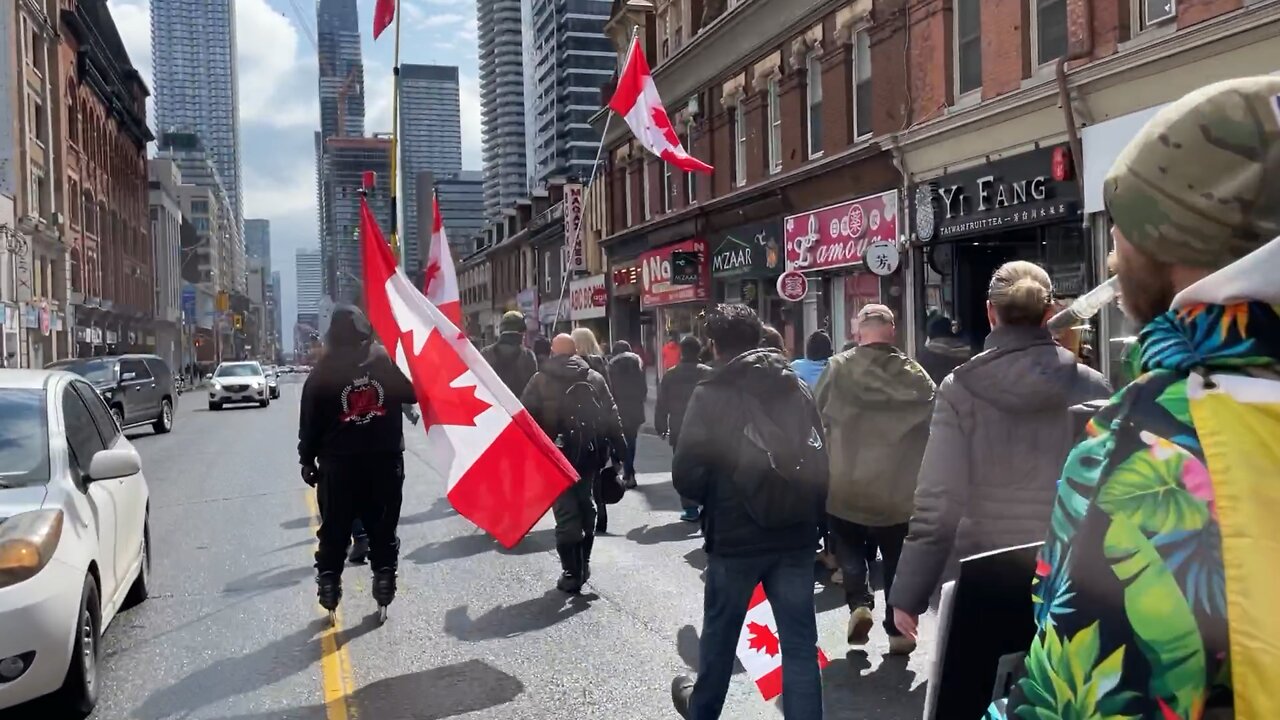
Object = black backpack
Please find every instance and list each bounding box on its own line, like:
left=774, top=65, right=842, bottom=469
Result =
left=555, top=380, right=609, bottom=471
left=732, top=386, right=829, bottom=529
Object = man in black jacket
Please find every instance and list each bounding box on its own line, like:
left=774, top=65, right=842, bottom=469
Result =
left=670, top=305, right=827, bottom=720
left=481, top=311, right=538, bottom=396
left=521, top=334, right=625, bottom=593
left=299, top=305, right=417, bottom=615
left=654, top=335, right=711, bottom=522
left=607, top=340, right=647, bottom=488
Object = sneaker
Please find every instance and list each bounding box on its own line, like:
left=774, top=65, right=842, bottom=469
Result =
left=679, top=507, right=700, bottom=522
left=847, top=606, right=874, bottom=645
left=670, top=675, right=695, bottom=719
left=623, top=473, right=638, bottom=490
left=888, top=634, right=917, bottom=656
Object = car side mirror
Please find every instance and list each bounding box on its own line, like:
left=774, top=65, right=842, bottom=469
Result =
left=204, top=374, right=213, bottom=381
left=87, top=448, right=142, bottom=482
left=121, top=371, right=136, bottom=381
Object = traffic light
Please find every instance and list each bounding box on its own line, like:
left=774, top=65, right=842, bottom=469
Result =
left=232, top=313, right=243, bottom=330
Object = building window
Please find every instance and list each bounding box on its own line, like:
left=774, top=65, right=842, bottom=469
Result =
left=955, top=0, right=983, bottom=96
left=685, top=123, right=698, bottom=203
left=1034, top=0, right=1067, bottom=66
left=624, top=167, right=634, bottom=226
left=733, top=100, right=747, bottom=187
left=29, top=170, right=44, bottom=218
left=642, top=163, right=651, bottom=220
left=766, top=78, right=781, bottom=174
left=806, top=51, right=823, bottom=158
left=1140, top=0, right=1176, bottom=29
left=662, top=159, right=672, bottom=213
left=853, top=31, right=873, bottom=139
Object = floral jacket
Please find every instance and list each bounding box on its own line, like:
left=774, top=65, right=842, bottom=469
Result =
left=988, top=300, right=1280, bottom=720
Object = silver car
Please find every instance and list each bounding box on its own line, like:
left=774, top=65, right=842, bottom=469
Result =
left=207, top=362, right=269, bottom=410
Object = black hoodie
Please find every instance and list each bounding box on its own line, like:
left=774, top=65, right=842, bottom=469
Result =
left=298, top=305, right=417, bottom=466
left=673, top=348, right=826, bottom=557
left=481, top=332, right=538, bottom=396
left=520, top=353, right=625, bottom=473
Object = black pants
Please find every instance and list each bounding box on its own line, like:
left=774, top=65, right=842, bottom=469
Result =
left=552, top=475, right=596, bottom=545
left=315, top=454, right=404, bottom=575
left=829, top=516, right=908, bottom=636
left=621, top=425, right=640, bottom=478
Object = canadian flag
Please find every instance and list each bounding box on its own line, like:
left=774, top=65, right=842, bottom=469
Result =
left=736, top=584, right=830, bottom=701
left=608, top=38, right=713, bottom=175
left=372, top=0, right=395, bottom=39
left=424, top=193, right=462, bottom=329
left=360, top=195, right=578, bottom=548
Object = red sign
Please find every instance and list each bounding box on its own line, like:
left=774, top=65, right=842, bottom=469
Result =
left=783, top=190, right=899, bottom=273
left=640, top=238, right=710, bottom=308
left=776, top=271, right=808, bottom=302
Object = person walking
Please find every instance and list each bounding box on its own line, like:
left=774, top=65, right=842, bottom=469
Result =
left=791, top=331, right=833, bottom=389
left=914, top=315, right=971, bottom=384
left=481, top=311, right=538, bottom=396
left=522, top=334, right=625, bottom=593
left=814, top=305, right=935, bottom=655
left=889, top=261, right=1111, bottom=638
left=984, top=76, right=1280, bottom=719
left=571, top=327, right=611, bottom=382
left=655, top=335, right=713, bottom=522
left=661, top=329, right=682, bottom=372
left=299, top=305, right=417, bottom=618
left=670, top=305, right=829, bottom=720
left=607, top=340, right=647, bottom=489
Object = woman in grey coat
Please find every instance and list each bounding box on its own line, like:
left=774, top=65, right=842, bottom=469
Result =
left=889, top=261, right=1112, bottom=639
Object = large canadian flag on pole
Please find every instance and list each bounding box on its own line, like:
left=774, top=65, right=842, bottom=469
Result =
left=360, top=195, right=578, bottom=548
left=423, top=193, right=462, bottom=329
left=736, top=584, right=830, bottom=701
left=608, top=38, right=713, bottom=175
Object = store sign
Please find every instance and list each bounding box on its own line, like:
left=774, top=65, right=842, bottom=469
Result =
left=562, top=183, right=586, bottom=272
left=671, top=251, right=702, bottom=285
left=709, top=221, right=784, bottom=278
left=777, top=270, right=809, bottom=302
left=569, top=275, right=608, bottom=320
left=864, top=241, right=900, bottom=276
left=539, top=299, right=563, bottom=325
left=784, top=190, right=899, bottom=273
left=640, top=238, right=710, bottom=308
left=918, top=145, right=1080, bottom=240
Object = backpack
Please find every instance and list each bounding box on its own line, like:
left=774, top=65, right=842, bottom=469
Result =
left=555, top=380, right=609, bottom=472
left=732, top=386, right=829, bottom=529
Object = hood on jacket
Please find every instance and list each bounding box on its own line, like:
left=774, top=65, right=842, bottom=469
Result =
left=707, top=348, right=799, bottom=398
left=826, top=344, right=934, bottom=411
left=608, top=351, right=643, bottom=373
left=953, top=326, right=1082, bottom=412
left=541, top=353, right=591, bottom=382
left=924, top=335, right=972, bottom=359
left=1172, top=235, right=1280, bottom=308
left=326, top=305, right=372, bottom=348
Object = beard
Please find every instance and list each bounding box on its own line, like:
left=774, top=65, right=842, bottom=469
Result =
left=1114, top=240, right=1176, bottom=326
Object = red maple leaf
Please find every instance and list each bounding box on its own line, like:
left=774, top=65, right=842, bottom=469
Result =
left=423, top=259, right=441, bottom=294
left=746, top=621, right=780, bottom=657
left=403, top=327, right=490, bottom=428
left=650, top=106, right=681, bottom=148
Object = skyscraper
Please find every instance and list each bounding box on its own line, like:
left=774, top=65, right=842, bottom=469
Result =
left=416, top=171, right=486, bottom=262
left=317, top=0, right=365, bottom=140
left=154, top=133, right=245, bottom=294
left=245, top=219, right=271, bottom=266
left=399, top=64, right=463, bottom=277
left=151, top=0, right=243, bottom=231
left=320, top=138, right=393, bottom=304
left=527, top=0, right=613, bottom=184
left=477, top=0, right=530, bottom=218
left=295, top=248, right=324, bottom=328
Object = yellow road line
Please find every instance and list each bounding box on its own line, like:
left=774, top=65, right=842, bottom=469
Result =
left=306, top=490, right=356, bottom=720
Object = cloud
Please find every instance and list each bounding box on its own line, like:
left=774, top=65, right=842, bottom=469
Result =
left=235, top=0, right=318, bottom=130
left=460, top=17, right=479, bottom=41
left=422, top=12, right=467, bottom=26
left=460, top=74, right=482, bottom=168
left=110, top=0, right=153, bottom=126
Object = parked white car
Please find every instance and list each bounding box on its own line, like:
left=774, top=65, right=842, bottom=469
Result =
left=0, top=370, right=151, bottom=717
left=207, top=361, right=270, bottom=410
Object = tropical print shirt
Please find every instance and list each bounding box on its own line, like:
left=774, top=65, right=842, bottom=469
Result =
left=988, top=301, right=1280, bottom=720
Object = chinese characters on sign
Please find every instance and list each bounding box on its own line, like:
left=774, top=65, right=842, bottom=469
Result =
left=864, top=241, right=900, bottom=277
left=784, top=191, right=899, bottom=273
left=776, top=270, right=808, bottom=302
left=562, top=184, right=586, bottom=272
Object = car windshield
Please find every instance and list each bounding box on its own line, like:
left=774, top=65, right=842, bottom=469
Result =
left=0, top=389, right=50, bottom=488
left=215, top=363, right=262, bottom=378
left=50, top=358, right=117, bottom=385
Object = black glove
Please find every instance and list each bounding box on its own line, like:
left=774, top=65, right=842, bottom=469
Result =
left=301, top=463, right=319, bottom=487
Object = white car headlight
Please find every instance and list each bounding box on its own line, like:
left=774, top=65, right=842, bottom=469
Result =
left=0, top=510, right=64, bottom=589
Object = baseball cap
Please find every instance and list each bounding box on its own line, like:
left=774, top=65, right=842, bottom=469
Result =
left=857, top=304, right=895, bottom=324
left=1104, top=75, right=1280, bottom=269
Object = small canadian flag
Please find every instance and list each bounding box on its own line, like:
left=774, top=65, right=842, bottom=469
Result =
left=423, top=193, right=462, bottom=330
left=735, top=584, right=830, bottom=700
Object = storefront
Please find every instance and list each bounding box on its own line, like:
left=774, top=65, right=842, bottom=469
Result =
left=608, top=261, right=643, bottom=358
left=569, top=274, right=610, bottom=344
left=709, top=219, right=786, bottom=328
left=639, top=238, right=711, bottom=375
left=784, top=190, right=901, bottom=350
left=912, top=144, right=1089, bottom=356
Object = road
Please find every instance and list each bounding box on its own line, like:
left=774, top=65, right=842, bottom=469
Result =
left=17, top=373, right=932, bottom=719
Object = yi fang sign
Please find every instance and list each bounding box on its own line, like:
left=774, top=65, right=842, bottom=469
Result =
left=640, top=238, right=710, bottom=308
left=784, top=191, right=899, bottom=273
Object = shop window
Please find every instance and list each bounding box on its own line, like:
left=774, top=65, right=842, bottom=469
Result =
left=853, top=31, right=873, bottom=139
left=806, top=51, right=823, bottom=158
left=642, top=163, right=651, bottom=220
left=662, top=160, right=672, bottom=213
left=955, top=0, right=982, bottom=96
left=684, top=132, right=697, bottom=204
left=767, top=78, right=781, bottom=174
left=733, top=100, right=746, bottom=187
left=624, top=167, right=634, bottom=226
left=1139, top=0, right=1176, bottom=29
left=1033, top=0, right=1068, bottom=67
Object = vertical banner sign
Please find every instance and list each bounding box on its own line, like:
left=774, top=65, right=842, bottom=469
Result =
left=563, top=183, right=586, bottom=272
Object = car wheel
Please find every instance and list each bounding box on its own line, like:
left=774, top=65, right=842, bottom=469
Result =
left=55, top=574, right=100, bottom=718
left=153, top=399, right=174, bottom=434
left=125, top=517, right=151, bottom=608
left=110, top=405, right=124, bottom=428
left=208, top=401, right=222, bottom=411
left=259, top=399, right=269, bottom=408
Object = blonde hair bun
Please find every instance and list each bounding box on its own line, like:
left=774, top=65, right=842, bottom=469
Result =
left=989, top=260, right=1054, bottom=326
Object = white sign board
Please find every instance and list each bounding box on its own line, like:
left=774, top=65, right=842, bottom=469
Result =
left=563, top=183, right=586, bottom=272
left=569, top=275, right=608, bottom=320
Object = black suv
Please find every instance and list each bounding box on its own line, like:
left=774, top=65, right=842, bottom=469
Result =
left=47, top=354, right=178, bottom=434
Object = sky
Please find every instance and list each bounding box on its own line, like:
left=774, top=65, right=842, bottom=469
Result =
left=111, top=0, right=483, bottom=352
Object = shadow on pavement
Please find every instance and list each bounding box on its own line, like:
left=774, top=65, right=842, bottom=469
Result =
left=222, top=564, right=313, bottom=594
left=209, top=660, right=525, bottom=720
left=280, top=516, right=313, bottom=530
left=405, top=528, right=556, bottom=565
left=632, top=475, right=684, bottom=512
left=626, top=521, right=701, bottom=545
left=135, top=616, right=379, bottom=719
left=443, top=590, right=597, bottom=641
left=676, top=624, right=745, bottom=675
left=399, top=497, right=456, bottom=525
left=822, top=650, right=926, bottom=720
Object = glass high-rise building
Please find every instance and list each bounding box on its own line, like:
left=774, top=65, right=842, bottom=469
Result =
left=245, top=219, right=271, bottom=266
left=399, top=64, right=463, bottom=278
left=478, top=0, right=530, bottom=218
left=295, top=249, right=324, bottom=325
left=317, top=0, right=365, bottom=140
left=320, top=138, right=393, bottom=304
left=151, top=0, right=243, bottom=232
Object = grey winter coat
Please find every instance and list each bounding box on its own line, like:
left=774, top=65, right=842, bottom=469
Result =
left=889, top=326, right=1112, bottom=615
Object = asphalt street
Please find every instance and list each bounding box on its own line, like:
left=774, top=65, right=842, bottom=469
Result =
left=7, top=373, right=932, bottom=719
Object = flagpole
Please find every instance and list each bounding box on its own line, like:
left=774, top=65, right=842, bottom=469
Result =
left=389, top=0, right=403, bottom=266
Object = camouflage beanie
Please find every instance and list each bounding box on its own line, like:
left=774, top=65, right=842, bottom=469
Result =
left=1103, top=76, right=1280, bottom=269
left=499, top=310, right=526, bottom=333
